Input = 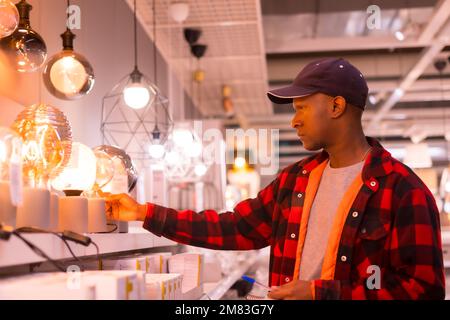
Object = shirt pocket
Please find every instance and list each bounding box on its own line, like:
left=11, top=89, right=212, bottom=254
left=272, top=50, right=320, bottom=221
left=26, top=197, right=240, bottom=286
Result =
left=358, top=214, right=390, bottom=241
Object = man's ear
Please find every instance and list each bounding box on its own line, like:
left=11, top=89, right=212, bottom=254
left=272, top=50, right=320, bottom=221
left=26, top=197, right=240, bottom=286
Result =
left=331, top=96, right=347, bottom=118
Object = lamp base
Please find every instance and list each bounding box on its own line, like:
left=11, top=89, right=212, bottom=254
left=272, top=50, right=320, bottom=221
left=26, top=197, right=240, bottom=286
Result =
left=58, top=196, right=88, bottom=233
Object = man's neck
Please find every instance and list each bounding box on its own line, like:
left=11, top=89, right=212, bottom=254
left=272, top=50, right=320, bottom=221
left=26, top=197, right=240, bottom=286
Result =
left=325, top=134, right=370, bottom=168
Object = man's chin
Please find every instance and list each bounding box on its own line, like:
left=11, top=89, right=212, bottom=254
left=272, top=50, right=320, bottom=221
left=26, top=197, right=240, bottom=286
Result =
left=301, top=141, right=322, bottom=152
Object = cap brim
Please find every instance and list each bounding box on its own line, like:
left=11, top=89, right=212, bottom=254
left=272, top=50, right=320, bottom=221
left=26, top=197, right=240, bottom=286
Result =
left=267, top=85, right=317, bottom=104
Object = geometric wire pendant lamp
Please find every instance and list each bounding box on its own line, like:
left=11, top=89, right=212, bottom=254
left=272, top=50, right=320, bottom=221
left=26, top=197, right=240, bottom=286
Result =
left=101, top=0, right=173, bottom=168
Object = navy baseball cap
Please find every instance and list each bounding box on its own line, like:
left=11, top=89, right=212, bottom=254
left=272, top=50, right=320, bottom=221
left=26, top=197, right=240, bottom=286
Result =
left=267, top=58, right=368, bottom=109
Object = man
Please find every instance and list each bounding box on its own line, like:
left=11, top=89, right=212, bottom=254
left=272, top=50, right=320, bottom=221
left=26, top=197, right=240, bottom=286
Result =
left=106, top=58, right=445, bottom=300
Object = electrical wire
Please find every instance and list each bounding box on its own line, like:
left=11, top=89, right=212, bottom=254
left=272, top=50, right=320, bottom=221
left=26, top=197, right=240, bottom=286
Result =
left=12, top=230, right=66, bottom=272
left=15, top=226, right=81, bottom=262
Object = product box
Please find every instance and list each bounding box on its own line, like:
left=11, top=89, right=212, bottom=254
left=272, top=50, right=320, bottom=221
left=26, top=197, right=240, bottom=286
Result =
left=142, top=252, right=172, bottom=273
left=144, top=273, right=183, bottom=300
left=0, top=273, right=95, bottom=300
left=100, top=257, right=147, bottom=272
left=82, top=270, right=146, bottom=300
left=168, top=253, right=204, bottom=293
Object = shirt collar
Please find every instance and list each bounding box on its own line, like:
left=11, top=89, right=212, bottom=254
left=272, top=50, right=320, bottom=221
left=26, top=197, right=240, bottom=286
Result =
left=299, top=137, right=393, bottom=180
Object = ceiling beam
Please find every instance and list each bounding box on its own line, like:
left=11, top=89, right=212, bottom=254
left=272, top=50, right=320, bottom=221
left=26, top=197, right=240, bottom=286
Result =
left=367, top=0, right=450, bottom=130
left=266, top=36, right=427, bottom=54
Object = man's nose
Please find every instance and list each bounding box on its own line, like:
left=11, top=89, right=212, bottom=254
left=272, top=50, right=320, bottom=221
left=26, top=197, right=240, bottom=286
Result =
left=291, top=116, right=299, bottom=129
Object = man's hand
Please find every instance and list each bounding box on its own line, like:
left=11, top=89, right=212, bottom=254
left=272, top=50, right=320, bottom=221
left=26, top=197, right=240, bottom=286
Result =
left=104, top=193, right=148, bottom=222
left=267, top=279, right=313, bottom=300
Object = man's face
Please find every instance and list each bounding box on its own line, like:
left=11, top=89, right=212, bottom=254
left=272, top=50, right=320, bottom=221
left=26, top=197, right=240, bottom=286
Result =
left=290, top=93, right=333, bottom=151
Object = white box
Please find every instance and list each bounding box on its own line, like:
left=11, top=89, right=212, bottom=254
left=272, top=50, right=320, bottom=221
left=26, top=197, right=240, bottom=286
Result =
left=142, top=252, right=172, bottom=273
left=144, top=273, right=183, bottom=300
left=168, top=253, right=204, bottom=293
left=82, top=270, right=146, bottom=300
left=0, top=273, right=95, bottom=300
left=100, top=257, right=147, bottom=272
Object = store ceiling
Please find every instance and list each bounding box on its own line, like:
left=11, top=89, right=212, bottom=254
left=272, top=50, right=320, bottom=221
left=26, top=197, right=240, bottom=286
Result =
left=132, top=0, right=450, bottom=169
left=127, top=0, right=272, bottom=127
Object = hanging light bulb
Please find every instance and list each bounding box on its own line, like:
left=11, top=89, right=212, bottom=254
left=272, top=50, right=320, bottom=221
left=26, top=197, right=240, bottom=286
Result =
left=148, top=126, right=165, bottom=159
left=194, top=163, right=207, bottom=177
left=234, top=156, right=246, bottom=169
left=123, top=67, right=155, bottom=109
left=173, top=128, right=194, bottom=147
left=0, top=0, right=19, bottom=39
left=188, top=141, right=202, bottom=158
left=0, top=0, right=46, bottom=72
left=122, top=0, right=156, bottom=109
left=43, top=24, right=95, bottom=100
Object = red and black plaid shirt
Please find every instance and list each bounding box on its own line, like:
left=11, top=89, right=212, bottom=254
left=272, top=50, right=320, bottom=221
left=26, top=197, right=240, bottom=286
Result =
left=143, top=137, right=445, bottom=300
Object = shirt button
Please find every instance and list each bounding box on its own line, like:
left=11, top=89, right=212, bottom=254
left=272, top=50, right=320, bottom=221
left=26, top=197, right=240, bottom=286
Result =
left=361, top=228, right=367, bottom=234
left=302, top=170, right=307, bottom=175
left=352, top=211, right=359, bottom=218
left=285, top=277, right=290, bottom=282
left=370, top=181, right=377, bottom=187
left=290, top=233, right=296, bottom=239
left=297, top=193, right=303, bottom=198
left=341, top=255, right=347, bottom=262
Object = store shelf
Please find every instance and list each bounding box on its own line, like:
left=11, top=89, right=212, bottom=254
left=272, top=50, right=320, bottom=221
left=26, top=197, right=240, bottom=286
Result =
left=0, top=231, right=177, bottom=268
left=200, top=253, right=260, bottom=300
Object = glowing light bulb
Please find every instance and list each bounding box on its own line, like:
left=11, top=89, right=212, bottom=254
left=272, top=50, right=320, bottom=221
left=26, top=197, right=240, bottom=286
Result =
left=0, top=0, right=19, bottom=39
left=51, top=142, right=97, bottom=193
left=123, top=83, right=151, bottom=109
left=188, top=141, right=202, bottom=158
left=234, top=156, right=246, bottom=169
left=165, top=150, right=180, bottom=166
left=43, top=52, right=94, bottom=100
left=93, top=150, right=114, bottom=190
left=0, top=1, right=47, bottom=72
left=148, top=143, right=165, bottom=159
left=43, top=28, right=95, bottom=100
left=0, top=140, right=6, bottom=162
left=395, top=30, right=405, bottom=41
left=194, top=163, right=207, bottom=176
left=173, top=129, right=193, bottom=147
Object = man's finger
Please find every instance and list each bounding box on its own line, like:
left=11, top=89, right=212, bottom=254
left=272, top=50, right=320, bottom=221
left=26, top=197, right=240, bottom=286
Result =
left=267, top=287, right=288, bottom=300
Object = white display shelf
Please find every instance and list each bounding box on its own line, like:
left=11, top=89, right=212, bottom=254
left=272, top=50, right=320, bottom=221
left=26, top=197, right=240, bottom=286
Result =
left=0, top=231, right=177, bottom=268
left=200, top=253, right=260, bottom=300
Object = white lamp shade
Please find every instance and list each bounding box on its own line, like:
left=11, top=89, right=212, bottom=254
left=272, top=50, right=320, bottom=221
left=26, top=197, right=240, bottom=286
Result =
left=168, top=2, right=189, bottom=23
left=403, top=143, right=432, bottom=169
left=52, top=142, right=97, bottom=192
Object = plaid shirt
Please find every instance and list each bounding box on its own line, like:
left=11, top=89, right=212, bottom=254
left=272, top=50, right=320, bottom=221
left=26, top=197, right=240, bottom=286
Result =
left=143, top=137, right=445, bottom=300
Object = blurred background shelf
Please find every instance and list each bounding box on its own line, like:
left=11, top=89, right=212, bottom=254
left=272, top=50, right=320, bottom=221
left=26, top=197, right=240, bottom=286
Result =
left=0, top=231, right=177, bottom=268
left=200, top=252, right=260, bottom=300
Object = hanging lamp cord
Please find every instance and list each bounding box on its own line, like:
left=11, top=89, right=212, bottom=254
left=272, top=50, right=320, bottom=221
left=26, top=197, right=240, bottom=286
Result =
left=153, top=0, right=157, bottom=85
left=66, top=0, right=71, bottom=30
left=133, top=0, right=138, bottom=69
